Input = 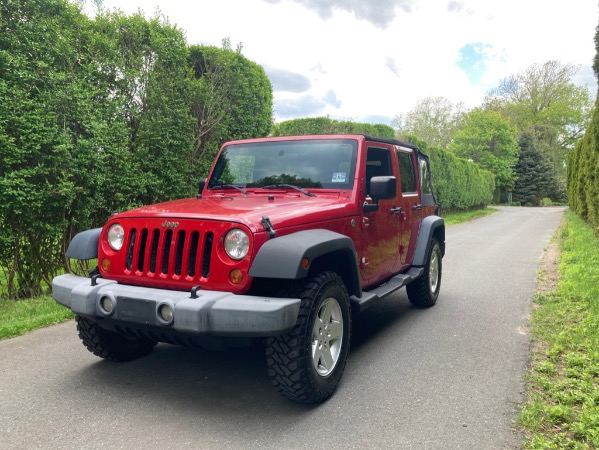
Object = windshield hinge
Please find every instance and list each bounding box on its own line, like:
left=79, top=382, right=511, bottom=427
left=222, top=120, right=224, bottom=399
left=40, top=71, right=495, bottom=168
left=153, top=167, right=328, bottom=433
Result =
left=261, top=216, right=276, bottom=238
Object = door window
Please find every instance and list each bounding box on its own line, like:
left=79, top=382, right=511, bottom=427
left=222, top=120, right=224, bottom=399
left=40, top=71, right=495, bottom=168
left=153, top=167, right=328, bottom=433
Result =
left=397, top=151, right=416, bottom=194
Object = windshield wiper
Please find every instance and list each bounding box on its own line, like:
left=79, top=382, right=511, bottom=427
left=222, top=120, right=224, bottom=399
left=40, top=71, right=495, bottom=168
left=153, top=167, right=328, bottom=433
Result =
left=263, top=184, right=316, bottom=197
left=210, top=184, right=248, bottom=195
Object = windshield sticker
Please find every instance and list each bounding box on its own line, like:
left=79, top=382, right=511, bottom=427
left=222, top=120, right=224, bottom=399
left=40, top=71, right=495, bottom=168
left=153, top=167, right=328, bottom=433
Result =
left=332, top=172, right=347, bottom=183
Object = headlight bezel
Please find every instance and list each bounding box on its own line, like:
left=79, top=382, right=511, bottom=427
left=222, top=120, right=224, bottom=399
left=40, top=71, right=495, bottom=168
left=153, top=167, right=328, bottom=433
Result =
left=107, top=223, right=125, bottom=252
left=224, top=228, right=250, bottom=260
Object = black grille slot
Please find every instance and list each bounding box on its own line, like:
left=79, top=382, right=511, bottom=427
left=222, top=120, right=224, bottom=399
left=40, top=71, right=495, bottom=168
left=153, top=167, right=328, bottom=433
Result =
left=126, top=229, right=137, bottom=271
left=149, top=229, right=160, bottom=273
left=162, top=229, right=173, bottom=274
left=202, top=232, right=213, bottom=278
left=188, top=231, right=200, bottom=277
left=174, top=231, right=186, bottom=276
left=137, top=229, right=148, bottom=271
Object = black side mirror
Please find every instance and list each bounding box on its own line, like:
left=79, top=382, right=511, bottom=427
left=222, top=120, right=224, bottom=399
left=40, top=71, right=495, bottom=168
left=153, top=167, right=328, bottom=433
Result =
left=197, top=178, right=207, bottom=199
left=364, top=176, right=397, bottom=213
left=370, top=176, right=396, bottom=199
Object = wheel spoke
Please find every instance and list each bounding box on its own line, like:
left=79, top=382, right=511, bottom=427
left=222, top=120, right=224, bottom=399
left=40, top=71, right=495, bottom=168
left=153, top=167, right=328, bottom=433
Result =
left=321, top=345, right=335, bottom=371
left=320, top=299, right=333, bottom=323
left=312, top=341, right=323, bottom=368
left=328, top=320, right=343, bottom=341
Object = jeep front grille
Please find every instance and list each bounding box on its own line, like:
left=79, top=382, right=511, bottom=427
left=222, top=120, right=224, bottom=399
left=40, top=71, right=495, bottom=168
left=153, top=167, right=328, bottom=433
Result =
left=125, top=227, right=213, bottom=279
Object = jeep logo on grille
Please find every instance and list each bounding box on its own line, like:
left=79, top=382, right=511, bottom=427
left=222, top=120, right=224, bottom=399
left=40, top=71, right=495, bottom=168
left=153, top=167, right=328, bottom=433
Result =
left=162, top=220, right=179, bottom=229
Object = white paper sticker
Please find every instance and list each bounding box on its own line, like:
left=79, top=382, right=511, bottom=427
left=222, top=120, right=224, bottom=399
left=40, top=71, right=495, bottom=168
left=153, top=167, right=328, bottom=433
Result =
left=332, top=172, right=347, bottom=183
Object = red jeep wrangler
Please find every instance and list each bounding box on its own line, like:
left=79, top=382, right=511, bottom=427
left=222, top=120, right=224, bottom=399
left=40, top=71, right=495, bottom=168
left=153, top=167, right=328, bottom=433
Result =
left=53, top=134, right=445, bottom=403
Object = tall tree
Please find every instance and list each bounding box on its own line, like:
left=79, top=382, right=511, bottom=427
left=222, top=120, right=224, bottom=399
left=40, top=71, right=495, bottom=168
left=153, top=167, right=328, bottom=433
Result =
left=449, top=109, right=519, bottom=194
left=188, top=41, right=273, bottom=177
left=513, top=132, right=559, bottom=205
left=483, top=61, right=593, bottom=181
left=392, top=96, right=465, bottom=149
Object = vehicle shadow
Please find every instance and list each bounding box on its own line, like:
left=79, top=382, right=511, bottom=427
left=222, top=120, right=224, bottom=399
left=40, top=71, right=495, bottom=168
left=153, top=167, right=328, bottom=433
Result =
left=67, top=291, right=419, bottom=422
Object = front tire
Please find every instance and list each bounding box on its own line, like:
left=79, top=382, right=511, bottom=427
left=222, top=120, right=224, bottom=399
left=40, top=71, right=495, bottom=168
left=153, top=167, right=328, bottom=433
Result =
left=76, top=315, right=157, bottom=362
left=266, top=272, right=351, bottom=404
left=407, top=238, right=442, bottom=308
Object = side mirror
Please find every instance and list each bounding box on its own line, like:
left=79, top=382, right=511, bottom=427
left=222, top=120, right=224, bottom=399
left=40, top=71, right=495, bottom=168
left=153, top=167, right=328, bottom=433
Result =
left=197, top=178, right=207, bottom=199
left=370, top=176, right=396, bottom=199
left=364, top=176, right=397, bottom=213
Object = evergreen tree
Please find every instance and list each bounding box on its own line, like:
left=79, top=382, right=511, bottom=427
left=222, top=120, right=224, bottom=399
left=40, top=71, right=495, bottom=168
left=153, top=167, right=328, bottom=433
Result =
left=513, top=132, right=558, bottom=205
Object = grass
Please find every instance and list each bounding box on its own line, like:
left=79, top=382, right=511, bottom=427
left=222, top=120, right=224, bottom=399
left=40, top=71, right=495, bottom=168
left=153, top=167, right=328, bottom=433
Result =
left=0, top=209, right=495, bottom=340
left=0, top=295, right=74, bottom=340
left=442, top=206, right=498, bottom=226
left=520, top=210, right=599, bottom=448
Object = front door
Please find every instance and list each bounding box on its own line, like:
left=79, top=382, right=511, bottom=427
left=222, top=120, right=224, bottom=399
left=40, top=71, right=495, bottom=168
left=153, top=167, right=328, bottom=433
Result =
left=359, top=145, right=401, bottom=287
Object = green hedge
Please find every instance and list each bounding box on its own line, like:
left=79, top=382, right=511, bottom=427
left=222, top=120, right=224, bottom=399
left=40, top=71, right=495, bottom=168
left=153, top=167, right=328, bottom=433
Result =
left=272, top=117, right=395, bottom=138
left=272, top=119, right=495, bottom=211
left=567, top=99, right=599, bottom=233
left=405, top=135, right=496, bottom=212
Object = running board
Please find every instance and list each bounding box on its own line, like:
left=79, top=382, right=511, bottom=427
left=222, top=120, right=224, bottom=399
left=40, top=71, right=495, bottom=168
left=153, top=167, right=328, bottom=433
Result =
left=350, top=267, right=424, bottom=314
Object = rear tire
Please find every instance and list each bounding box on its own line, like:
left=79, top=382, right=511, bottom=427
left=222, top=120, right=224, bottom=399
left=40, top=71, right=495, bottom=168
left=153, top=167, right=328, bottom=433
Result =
left=266, top=272, right=351, bottom=404
left=76, top=315, right=157, bottom=362
left=407, top=238, right=442, bottom=308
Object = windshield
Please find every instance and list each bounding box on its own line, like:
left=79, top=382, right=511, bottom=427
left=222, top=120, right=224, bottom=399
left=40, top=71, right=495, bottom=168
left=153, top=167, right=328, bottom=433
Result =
left=208, top=139, right=358, bottom=190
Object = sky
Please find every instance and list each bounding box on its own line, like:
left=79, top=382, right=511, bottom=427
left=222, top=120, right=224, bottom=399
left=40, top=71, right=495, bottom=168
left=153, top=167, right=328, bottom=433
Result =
left=92, top=0, right=598, bottom=126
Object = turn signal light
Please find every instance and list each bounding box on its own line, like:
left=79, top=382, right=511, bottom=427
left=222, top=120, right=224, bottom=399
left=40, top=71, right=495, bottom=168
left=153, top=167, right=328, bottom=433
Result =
left=101, top=258, right=111, bottom=272
left=229, top=269, right=243, bottom=285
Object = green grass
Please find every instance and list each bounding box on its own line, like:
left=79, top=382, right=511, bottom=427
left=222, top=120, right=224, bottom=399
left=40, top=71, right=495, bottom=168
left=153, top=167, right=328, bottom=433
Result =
left=520, top=210, right=599, bottom=448
left=0, top=295, right=74, bottom=340
left=442, top=206, right=498, bottom=226
left=0, top=209, right=495, bottom=339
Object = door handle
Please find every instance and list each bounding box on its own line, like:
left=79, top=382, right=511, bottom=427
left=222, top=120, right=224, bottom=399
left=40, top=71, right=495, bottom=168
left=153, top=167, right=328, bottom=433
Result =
left=390, top=207, right=403, bottom=214
left=413, top=204, right=423, bottom=210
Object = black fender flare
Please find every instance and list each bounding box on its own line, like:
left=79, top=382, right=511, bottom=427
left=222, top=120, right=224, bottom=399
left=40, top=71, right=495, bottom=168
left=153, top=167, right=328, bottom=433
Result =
left=412, top=216, right=445, bottom=266
left=249, top=229, right=361, bottom=297
left=66, top=228, right=102, bottom=260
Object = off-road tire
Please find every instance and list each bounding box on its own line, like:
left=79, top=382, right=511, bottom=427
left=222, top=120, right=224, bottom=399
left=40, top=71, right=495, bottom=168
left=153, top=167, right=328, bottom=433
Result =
left=76, top=315, right=157, bottom=362
left=407, top=238, right=442, bottom=308
left=265, top=272, right=351, bottom=404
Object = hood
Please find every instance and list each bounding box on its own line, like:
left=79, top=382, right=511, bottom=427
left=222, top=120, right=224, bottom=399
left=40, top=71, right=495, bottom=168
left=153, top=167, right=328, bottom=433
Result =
left=114, top=193, right=355, bottom=233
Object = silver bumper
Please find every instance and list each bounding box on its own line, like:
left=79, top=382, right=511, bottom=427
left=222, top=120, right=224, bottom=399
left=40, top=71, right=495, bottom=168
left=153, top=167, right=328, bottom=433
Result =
left=52, top=274, right=301, bottom=337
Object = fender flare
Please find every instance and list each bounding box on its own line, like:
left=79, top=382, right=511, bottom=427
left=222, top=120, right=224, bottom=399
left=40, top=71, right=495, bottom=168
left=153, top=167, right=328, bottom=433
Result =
left=66, top=228, right=102, bottom=260
left=412, top=216, right=445, bottom=266
left=249, top=229, right=361, bottom=297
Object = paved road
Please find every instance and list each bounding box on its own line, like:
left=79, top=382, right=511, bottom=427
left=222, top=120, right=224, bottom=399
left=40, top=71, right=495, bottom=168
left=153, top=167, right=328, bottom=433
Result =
left=0, top=206, right=566, bottom=450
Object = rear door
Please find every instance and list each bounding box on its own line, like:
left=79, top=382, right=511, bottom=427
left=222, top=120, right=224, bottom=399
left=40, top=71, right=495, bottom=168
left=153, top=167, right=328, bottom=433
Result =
left=395, top=147, right=420, bottom=267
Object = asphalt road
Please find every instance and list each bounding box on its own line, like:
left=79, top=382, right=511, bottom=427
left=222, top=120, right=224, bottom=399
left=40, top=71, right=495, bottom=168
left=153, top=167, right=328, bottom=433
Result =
left=0, top=206, right=566, bottom=450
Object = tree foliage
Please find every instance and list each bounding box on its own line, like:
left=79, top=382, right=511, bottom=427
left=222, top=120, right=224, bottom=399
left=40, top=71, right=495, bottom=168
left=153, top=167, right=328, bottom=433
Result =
left=513, top=132, right=560, bottom=206
left=0, top=0, right=273, bottom=298
left=188, top=42, right=273, bottom=176
left=402, top=135, right=495, bottom=212
left=567, top=22, right=599, bottom=233
left=449, top=110, right=519, bottom=193
left=484, top=61, right=593, bottom=184
left=272, top=117, right=395, bottom=138
left=392, top=97, right=465, bottom=149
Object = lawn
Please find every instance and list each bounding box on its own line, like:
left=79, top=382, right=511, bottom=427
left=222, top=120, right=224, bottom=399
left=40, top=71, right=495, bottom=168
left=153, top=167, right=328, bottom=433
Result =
left=0, top=295, right=73, bottom=340
left=520, top=210, right=599, bottom=448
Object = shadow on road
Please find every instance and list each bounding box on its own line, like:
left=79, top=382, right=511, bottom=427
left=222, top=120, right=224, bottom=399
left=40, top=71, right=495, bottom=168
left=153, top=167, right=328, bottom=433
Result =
left=66, top=292, right=420, bottom=422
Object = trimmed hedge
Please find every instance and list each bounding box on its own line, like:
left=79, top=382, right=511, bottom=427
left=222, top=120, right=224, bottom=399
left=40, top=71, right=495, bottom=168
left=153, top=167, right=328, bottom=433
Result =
left=405, top=135, right=496, bottom=212
left=567, top=99, right=599, bottom=233
left=272, top=118, right=495, bottom=212
left=272, top=117, right=395, bottom=139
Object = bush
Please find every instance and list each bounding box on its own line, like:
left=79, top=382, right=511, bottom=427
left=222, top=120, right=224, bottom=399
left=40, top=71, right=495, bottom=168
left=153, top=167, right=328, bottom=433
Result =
left=540, top=198, right=553, bottom=207
left=403, top=135, right=496, bottom=212
left=272, top=117, right=395, bottom=139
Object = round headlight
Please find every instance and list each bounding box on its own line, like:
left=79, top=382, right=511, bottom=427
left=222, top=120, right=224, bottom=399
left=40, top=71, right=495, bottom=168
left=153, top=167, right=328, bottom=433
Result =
left=107, top=224, right=125, bottom=251
left=224, top=229, right=250, bottom=260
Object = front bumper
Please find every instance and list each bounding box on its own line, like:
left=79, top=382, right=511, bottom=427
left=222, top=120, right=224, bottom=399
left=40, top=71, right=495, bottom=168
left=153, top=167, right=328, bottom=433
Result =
left=52, top=274, right=301, bottom=337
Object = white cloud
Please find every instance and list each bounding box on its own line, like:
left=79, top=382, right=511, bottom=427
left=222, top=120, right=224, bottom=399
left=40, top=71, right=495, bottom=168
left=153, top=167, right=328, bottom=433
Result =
left=93, top=0, right=598, bottom=124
